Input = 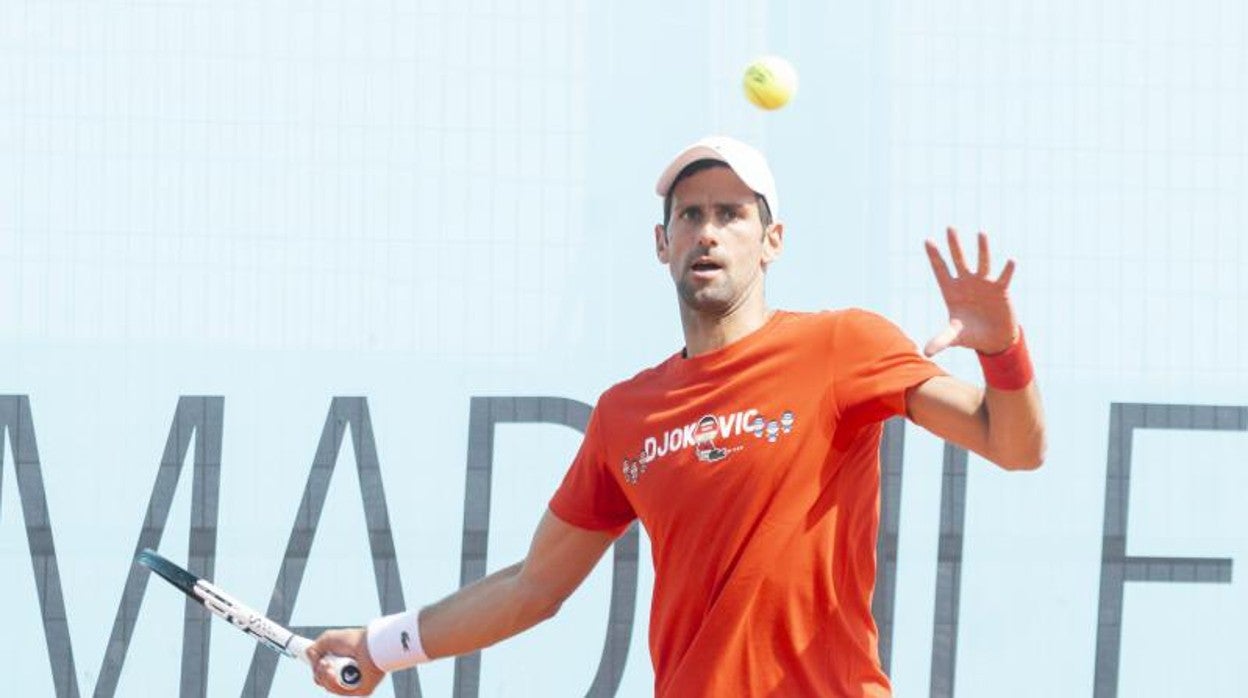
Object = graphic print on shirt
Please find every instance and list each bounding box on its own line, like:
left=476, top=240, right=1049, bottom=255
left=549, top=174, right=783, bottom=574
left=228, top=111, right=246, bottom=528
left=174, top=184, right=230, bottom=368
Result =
left=621, top=408, right=797, bottom=484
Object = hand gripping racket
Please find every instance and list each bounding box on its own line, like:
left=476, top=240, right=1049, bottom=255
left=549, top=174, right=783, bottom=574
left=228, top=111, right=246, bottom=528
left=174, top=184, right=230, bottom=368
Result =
left=136, top=548, right=362, bottom=689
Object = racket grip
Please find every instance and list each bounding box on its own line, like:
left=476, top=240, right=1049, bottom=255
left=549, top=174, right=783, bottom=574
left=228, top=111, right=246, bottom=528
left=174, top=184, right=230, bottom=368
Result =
left=325, top=654, right=363, bottom=689
left=289, top=636, right=363, bottom=689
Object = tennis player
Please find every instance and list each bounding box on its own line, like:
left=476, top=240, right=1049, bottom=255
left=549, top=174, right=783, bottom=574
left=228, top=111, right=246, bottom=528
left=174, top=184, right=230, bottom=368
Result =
left=307, top=135, right=1045, bottom=696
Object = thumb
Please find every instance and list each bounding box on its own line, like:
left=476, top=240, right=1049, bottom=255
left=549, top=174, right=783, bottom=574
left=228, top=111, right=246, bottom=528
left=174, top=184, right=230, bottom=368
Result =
left=924, top=318, right=963, bottom=357
left=311, top=629, right=359, bottom=657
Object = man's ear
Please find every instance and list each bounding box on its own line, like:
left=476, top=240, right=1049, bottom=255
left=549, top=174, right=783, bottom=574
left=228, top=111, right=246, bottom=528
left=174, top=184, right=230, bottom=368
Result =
left=761, top=222, right=784, bottom=267
left=655, top=223, right=670, bottom=264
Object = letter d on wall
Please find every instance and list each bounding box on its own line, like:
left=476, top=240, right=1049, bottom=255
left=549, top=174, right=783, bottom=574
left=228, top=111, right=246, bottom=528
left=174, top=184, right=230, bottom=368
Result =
left=456, top=397, right=638, bottom=698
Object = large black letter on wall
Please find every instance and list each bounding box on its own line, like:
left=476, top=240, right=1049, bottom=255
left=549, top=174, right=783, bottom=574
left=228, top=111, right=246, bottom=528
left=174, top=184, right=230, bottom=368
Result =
left=0, top=396, right=80, bottom=698
left=870, top=418, right=969, bottom=698
left=1094, top=403, right=1246, bottom=697
left=454, top=397, right=639, bottom=698
left=242, top=398, right=417, bottom=698
left=872, top=417, right=905, bottom=674
left=930, top=441, right=969, bottom=698
left=95, top=396, right=225, bottom=698
left=2, top=396, right=225, bottom=697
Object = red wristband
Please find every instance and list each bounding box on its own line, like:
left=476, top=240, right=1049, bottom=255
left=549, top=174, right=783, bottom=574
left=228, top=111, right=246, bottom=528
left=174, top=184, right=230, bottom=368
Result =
left=977, top=326, right=1034, bottom=390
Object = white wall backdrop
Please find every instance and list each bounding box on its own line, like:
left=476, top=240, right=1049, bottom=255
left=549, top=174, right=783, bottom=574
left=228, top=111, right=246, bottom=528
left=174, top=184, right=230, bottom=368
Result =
left=2, top=1, right=1246, bottom=696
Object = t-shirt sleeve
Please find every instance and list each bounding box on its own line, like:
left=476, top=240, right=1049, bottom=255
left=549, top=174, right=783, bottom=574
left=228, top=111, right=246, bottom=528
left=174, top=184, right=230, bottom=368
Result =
left=830, top=308, right=946, bottom=422
left=548, top=405, right=636, bottom=537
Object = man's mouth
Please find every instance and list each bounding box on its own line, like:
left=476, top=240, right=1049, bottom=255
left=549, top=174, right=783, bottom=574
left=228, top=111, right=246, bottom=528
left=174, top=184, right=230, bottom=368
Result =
left=690, top=258, right=722, bottom=273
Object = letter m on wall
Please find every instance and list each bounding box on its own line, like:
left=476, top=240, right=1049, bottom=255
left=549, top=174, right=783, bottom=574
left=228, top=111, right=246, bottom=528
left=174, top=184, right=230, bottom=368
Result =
left=0, top=395, right=225, bottom=698
left=1, top=396, right=81, bottom=697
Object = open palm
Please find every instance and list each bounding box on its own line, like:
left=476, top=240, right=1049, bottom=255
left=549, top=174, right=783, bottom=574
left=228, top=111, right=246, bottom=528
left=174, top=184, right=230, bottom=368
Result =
left=924, top=228, right=1018, bottom=357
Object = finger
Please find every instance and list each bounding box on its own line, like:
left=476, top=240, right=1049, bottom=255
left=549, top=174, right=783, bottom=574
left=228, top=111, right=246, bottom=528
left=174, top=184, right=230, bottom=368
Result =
left=317, top=660, right=338, bottom=691
left=946, top=227, right=970, bottom=276
left=923, top=318, right=963, bottom=357
left=317, top=660, right=348, bottom=695
left=924, top=238, right=953, bottom=287
left=996, top=258, right=1016, bottom=288
left=976, top=231, right=990, bottom=277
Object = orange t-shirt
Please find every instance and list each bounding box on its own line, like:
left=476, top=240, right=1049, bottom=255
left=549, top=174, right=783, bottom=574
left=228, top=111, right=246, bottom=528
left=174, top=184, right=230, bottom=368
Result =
left=549, top=309, right=943, bottom=697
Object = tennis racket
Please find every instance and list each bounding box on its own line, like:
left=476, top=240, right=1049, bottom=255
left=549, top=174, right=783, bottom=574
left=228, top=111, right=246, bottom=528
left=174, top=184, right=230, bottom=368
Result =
left=136, top=548, right=362, bottom=690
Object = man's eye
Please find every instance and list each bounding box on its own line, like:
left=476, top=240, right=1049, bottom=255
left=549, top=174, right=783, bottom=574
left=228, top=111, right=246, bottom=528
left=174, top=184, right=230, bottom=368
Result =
left=681, top=208, right=701, bottom=221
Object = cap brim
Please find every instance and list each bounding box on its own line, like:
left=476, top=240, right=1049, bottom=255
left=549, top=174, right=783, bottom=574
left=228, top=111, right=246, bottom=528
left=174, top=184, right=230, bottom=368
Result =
left=654, top=136, right=779, bottom=219
left=654, top=145, right=731, bottom=197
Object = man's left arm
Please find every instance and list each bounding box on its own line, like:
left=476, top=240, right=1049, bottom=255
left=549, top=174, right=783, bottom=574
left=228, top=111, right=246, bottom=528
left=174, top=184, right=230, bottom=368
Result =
left=907, top=374, right=1044, bottom=470
left=905, top=228, right=1046, bottom=471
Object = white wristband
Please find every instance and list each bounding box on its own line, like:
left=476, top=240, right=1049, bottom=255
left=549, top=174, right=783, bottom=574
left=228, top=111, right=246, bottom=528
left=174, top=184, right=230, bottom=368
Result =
left=366, top=610, right=429, bottom=672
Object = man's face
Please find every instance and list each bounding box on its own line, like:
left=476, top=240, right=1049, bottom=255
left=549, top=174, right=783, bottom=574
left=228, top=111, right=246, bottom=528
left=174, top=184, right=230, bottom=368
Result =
left=655, top=165, right=783, bottom=316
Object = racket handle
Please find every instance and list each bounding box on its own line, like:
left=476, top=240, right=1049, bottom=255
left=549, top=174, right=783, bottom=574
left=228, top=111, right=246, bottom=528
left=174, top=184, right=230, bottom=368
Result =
left=325, top=654, right=363, bottom=689
left=289, top=636, right=363, bottom=689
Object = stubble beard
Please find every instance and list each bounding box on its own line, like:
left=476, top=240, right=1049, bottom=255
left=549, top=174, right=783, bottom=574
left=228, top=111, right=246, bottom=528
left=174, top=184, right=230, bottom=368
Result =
left=673, top=241, right=766, bottom=318
left=678, top=279, right=729, bottom=315
left=677, top=267, right=750, bottom=317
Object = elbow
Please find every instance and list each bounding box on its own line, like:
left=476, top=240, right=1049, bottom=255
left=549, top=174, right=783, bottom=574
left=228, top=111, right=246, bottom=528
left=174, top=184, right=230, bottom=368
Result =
left=986, top=412, right=1046, bottom=470
left=521, top=594, right=565, bottom=630
left=1003, top=453, right=1044, bottom=471
left=514, top=571, right=568, bottom=625
left=538, top=599, right=563, bottom=622
left=997, top=438, right=1046, bottom=471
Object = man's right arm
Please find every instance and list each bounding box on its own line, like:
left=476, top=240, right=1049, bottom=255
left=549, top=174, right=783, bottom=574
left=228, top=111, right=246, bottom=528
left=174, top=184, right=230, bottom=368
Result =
left=308, top=510, right=618, bottom=695
left=419, top=509, right=618, bottom=657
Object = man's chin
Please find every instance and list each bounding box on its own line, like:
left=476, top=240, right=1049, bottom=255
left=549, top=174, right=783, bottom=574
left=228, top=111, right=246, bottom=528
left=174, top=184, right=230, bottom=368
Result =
left=678, top=286, right=734, bottom=316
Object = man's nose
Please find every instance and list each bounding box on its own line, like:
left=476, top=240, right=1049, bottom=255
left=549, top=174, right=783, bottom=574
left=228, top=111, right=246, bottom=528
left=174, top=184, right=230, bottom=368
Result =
left=695, top=220, right=721, bottom=247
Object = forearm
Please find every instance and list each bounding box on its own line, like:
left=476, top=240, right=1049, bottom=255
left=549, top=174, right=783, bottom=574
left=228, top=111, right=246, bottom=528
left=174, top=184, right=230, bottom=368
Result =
left=412, top=511, right=615, bottom=660
left=359, top=511, right=613, bottom=675
left=908, top=376, right=1046, bottom=470
left=982, top=381, right=1045, bottom=469
left=418, top=562, right=561, bottom=659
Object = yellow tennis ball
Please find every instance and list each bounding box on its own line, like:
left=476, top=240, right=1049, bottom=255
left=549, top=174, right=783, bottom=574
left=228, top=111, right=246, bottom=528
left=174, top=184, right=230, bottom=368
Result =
left=743, top=55, right=798, bottom=110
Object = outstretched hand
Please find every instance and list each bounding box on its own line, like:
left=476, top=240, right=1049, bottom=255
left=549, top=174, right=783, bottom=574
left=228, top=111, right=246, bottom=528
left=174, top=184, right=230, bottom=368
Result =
left=923, top=228, right=1019, bottom=357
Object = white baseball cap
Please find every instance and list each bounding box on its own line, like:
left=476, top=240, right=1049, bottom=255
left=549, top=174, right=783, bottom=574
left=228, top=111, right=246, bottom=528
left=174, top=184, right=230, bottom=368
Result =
left=655, top=135, right=779, bottom=220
